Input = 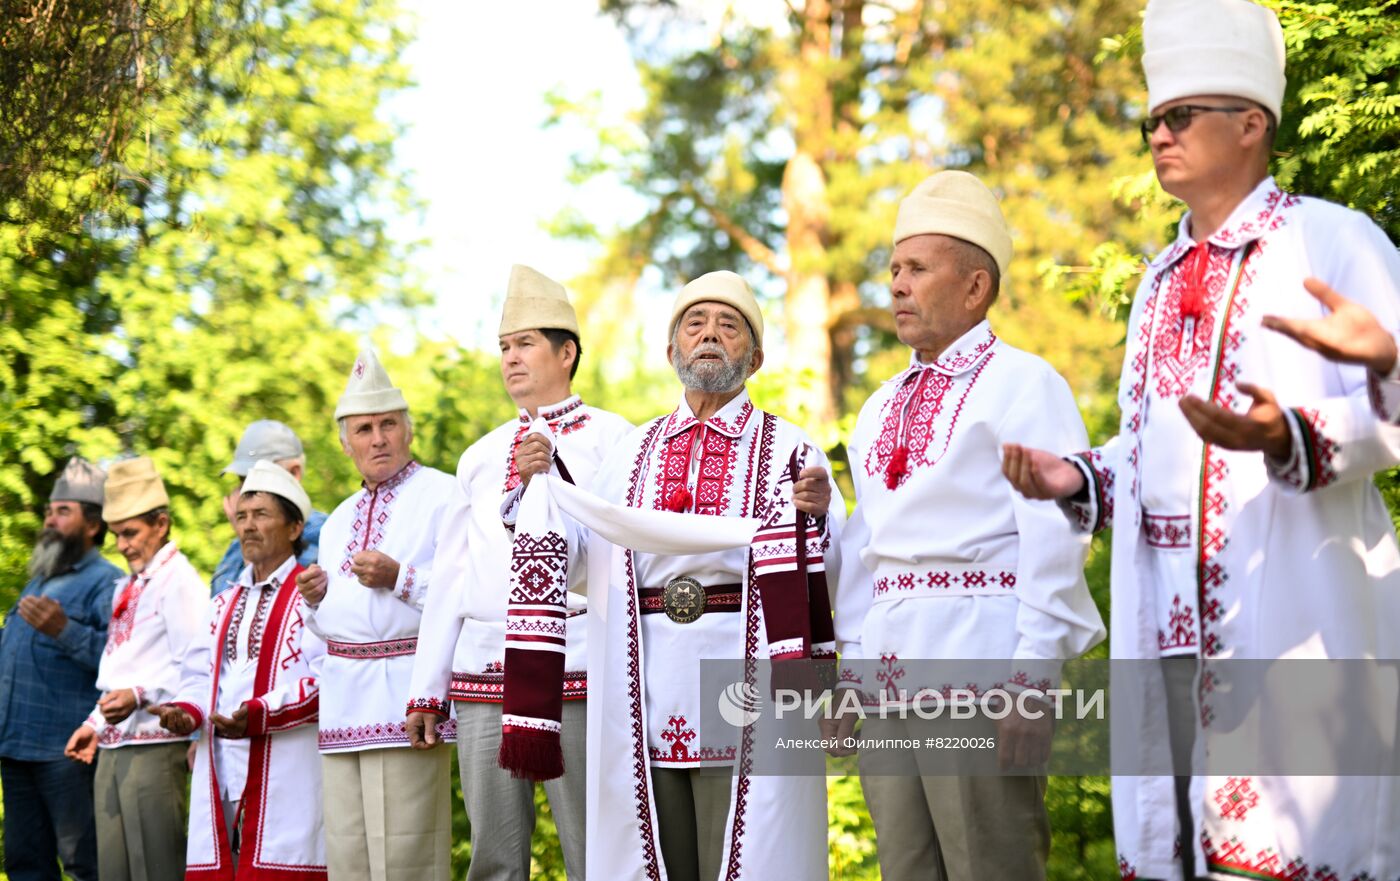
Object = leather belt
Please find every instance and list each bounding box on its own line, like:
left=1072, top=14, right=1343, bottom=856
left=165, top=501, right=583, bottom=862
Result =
left=638, top=577, right=741, bottom=623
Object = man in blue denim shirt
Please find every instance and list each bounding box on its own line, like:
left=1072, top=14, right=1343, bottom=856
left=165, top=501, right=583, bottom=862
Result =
left=0, top=457, right=123, bottom=881
left=209, top=420, right=327, bottom=596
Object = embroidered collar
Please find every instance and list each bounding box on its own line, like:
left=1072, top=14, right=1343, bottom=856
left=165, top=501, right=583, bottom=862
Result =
left=1152, top=177, right=1289, bottom=270
left=661, top=388, right=756, bottom=440
left=360, top=459, right=420, bottom=494
left=235, top=554, right=296, bottom=591
left=895, top=320, right=998, bottom=380
left=518, top=395, right=584, bottom=425
left=129, top=541, right=180, bottom=586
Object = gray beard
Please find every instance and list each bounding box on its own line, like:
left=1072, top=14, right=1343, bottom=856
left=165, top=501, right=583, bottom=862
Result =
left=671, top=343, right=749, bottom=394
left=28, top=528, right=85, bottom=580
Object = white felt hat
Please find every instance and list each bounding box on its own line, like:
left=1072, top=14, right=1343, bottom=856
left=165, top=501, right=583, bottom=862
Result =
left=893, top=170, right=1012, bottom=276
left=334, top=348, right=409, bottom=421
left=669, top=270, right=765, bottom=348
left=240, top=460, right=311, bottom=522
left=1143, top=0, right=1286, bottom=122
left=499, top=264, right=580, bottom=337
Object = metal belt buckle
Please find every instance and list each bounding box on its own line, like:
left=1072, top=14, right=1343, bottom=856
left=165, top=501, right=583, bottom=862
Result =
left=662, top=576, right=705, bottom=624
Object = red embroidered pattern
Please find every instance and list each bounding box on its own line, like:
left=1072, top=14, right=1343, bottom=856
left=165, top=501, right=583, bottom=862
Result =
left=1144, top=513, right=1192, bottom=549
left=1158, top=594, right=1198, bottom=653
left=395, top=565, right=417, bottom=604
left=406, top=696, right=447, bottom=716
left=723, top=412, right=777, bottom=881
left=877, top=653, right=905, bottom=702
left=339, top=461, right=421, bottom=576
left=1213, top=776, right=1260, bottom=821
left=1151, top=243, right=1237, bottom=399
left=623, top=419, right=666, bottom=881
left=449, top=667, right=587, bottom=703
left=1295, top=407, right=1340, bottom=491
left=873, top=568, right=1017, bottom=596
left=325, top=637, right=418, bottom=659
left=866, top=349, right=997, bottom=490
left=107, top=576, right=144, bottom=652
left=318, top=717, right=456, bottom=750
left=1118, top=856, right=1138, bottom=881
left=247, top=588, right=273, bottom=661
left=1200, top=830, right=1365, bottom=881
left=97, top=726, right=185, bottom=747
left=654, top=424, right=740, bottom=515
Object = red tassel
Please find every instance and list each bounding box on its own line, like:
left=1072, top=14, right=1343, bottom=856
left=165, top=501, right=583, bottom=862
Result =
left=666, top=486, right=692, bottom=512
left=1180, top=242, right=1210, bottom=321
left=498, top=730, right=564, bottom=782
left=885, top=445, right=909, bottom=490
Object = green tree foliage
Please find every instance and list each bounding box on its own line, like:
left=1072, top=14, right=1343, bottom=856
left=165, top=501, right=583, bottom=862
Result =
left=0, top=0, right=424, bottom=599
left=560, top=0, right=1151, bottom=433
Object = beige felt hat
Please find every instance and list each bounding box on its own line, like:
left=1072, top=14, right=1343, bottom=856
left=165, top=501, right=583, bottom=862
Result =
left=50, top=457, right=107, bottom=506
left=334, top=348, right=409, bottom=421
left=893, top=171, right=1012, bottom=276
left=1143, top=0, right=1286, bottom=122
left=668, top=271, right=765, bottom=348
left=240, top=460, right=311, bottom=521
left=499, top=264, right=580, bottom=337
left=102, top=457, right=170, bottom=524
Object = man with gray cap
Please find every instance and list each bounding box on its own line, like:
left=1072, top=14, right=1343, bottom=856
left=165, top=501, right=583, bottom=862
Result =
left=1002, top=1, right=1400, bottom=877
left=0, top=456, right=122, bottom=881
left=211, top=419, right=327, bottom=596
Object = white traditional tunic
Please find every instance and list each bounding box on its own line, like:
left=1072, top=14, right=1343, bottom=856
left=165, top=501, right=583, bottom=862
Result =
left=1062, top=178, right=1400, bottom=881
left=581, top=390, right=841, bottom=881
left=407, top=396, right=632, bottom=716
left=170, top=555, right=328, bottom=881
left=84, top=541, right=207, bottom=747
left=834, top=323, right=1104, bottom=703
left=307, top=460, right=457, bottom=751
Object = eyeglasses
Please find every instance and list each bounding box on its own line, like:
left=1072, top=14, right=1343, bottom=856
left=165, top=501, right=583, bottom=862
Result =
left=1140, top=105, right=1252, bottom=144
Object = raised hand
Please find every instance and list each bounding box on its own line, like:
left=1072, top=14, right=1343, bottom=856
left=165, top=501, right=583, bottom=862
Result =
left=1179, top=383, right=1290, bottom=460
left=1262, top=278, right=1398, bottom=374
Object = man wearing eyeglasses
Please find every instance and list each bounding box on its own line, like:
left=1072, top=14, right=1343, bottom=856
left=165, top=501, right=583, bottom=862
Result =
left=1002, top=1, right=1400, bottom=880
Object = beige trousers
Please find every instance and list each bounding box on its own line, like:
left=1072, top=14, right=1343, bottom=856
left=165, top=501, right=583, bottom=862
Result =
left=859, top=714, right=1049, bottom=881
left=94, top=741, right=189, bottom=881
left=322, top=745, right=452, bottom=881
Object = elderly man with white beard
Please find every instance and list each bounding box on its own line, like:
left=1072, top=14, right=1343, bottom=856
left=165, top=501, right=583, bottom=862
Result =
left=0, top=457, right=122, bottom=881
left=506, top=271, right=840, bottom=881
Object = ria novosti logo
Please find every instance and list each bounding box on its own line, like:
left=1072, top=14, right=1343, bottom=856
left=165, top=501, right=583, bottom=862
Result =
left=717, top=681, right=762, bottom=728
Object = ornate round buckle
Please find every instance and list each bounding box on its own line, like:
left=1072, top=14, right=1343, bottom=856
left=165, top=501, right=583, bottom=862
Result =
left=662, top=576, right=706, bottom=624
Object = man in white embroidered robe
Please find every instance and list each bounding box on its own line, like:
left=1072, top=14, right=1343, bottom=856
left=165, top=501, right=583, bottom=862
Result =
left=1002, top=2, right=1400, bottom=878
left=293, top=348, right=455, bottom=881
left=831, top=171, right=1105, bottom=881
left=549, top=271, right=840, bottom=881
left=405, top=265, right=632, bottom=881
left=64, top=457, right=206, bottom=881
left=154, top=461, right=327, bottom=881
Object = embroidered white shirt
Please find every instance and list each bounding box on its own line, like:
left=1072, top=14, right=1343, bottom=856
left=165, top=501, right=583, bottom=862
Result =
left=306, top=461, right=458, bottom=751
left=85, top=542, right=207, bottom=747
left=214, top=555, right=295, bottom=801
left=835, top=322, right=1104, bottom=698
left=408, top=396, right=633, bottom=714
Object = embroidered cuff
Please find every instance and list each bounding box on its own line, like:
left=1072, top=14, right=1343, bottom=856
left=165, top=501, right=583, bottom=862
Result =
left=500, top=486, right=523, bottom=530
left=1057, top=455, right=1103, bottom=533
left=85, top=706, right=106, bottom=733
left=392, top=563, right=424, bottom=609
left=132, top=686, right=148, bottom=710
left=1368, top=340, right=1400, bottom=424
left=1003, top=661, right=1061, bottom=697
left=1264, top=408, right=1307, bottom=492
left=169, top=700, right=205, bottom=730
left=407, top=696, right=449, bottom=718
